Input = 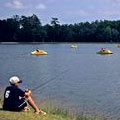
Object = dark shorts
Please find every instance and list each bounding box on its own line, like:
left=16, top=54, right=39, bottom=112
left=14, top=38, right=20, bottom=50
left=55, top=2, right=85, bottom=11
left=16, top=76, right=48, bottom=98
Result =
left=3, top=99, right=27, bottom=111
left=17, top=99, right=27, bottom=111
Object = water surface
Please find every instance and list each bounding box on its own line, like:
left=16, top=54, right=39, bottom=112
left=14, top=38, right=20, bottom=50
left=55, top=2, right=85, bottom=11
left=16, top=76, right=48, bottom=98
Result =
left=0, top=43, right=120, bottom=118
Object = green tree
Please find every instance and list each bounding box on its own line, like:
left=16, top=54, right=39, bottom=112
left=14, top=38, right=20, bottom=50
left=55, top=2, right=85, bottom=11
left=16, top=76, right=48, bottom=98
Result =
left=50, top=17, right=60, bottom=42
left=19, top=14, right=42, bottom=42
left=103, top=26, right=112, bottom=42
left=111, top=29, right=119, bottom=42
left=0, top=15, right=20, bottom=42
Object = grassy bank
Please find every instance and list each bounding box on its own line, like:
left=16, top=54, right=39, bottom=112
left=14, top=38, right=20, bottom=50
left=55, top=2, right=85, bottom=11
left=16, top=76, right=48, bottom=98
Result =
left=0, top=95, right=106, bottom=120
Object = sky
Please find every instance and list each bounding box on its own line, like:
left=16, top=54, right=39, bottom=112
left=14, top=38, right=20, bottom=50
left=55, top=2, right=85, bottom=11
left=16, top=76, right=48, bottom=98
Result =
left=0, top=0, right=120, bottom=24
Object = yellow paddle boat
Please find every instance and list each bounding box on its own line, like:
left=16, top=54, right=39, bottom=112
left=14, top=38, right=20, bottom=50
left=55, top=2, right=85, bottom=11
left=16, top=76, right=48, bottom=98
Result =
left=97, top=48, right=113, bottom=54
left=70, top=45, right=77, bottom=48
left=31, top=49, right=47, bottom=55
left=117, top=44, right=120, bottom=48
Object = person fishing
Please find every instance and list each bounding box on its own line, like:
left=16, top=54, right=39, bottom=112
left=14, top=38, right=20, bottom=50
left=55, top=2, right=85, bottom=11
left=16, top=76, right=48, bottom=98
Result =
left=3, top=76, right=46, bottom=115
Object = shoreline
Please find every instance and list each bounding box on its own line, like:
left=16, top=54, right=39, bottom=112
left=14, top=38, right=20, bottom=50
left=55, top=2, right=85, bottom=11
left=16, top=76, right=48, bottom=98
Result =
left=0, top=98, right=113, bottom=120
left=0, top=42, right=119, bottom=45
left=0, top=94, right=118, bottom=120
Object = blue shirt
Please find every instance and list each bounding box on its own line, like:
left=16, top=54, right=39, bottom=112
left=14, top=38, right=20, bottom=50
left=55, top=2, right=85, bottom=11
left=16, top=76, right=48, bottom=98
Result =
left=3, top=85, right=25, bottom=110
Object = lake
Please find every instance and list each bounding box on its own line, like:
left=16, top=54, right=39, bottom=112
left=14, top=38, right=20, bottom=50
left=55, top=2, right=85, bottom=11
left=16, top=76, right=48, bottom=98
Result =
left=0, top=43, right=120, bottom=118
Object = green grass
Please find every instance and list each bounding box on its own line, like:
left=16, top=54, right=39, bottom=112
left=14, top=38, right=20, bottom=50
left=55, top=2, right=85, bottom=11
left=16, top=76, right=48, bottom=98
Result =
left=0, top=96, right=106, bottom=120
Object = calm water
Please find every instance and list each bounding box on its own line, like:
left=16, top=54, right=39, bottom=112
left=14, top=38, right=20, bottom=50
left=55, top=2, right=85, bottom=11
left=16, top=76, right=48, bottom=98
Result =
left=1, top=43, right=120, bottom=118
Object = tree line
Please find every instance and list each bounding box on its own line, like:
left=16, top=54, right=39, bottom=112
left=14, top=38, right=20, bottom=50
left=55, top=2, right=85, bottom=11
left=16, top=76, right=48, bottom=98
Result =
left=0, top=14, right=120, bottom=42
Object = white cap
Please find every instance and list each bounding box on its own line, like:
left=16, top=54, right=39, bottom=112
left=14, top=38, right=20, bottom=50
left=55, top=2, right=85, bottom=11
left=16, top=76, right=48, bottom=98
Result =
left=9, top=76, right=22, bottom=84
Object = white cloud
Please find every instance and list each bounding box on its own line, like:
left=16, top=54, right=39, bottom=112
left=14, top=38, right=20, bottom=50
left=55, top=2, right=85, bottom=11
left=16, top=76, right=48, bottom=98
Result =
left=36, top=4, right=46, bottom=10
left=91, top=9, right=120, bottom=17
left=66, top=10, right=91, bottom=17
left=66, top=8, right=120, bottom=18
left=47, top=0, right=56, bottom=3
left=5, top=0, right=24, bottom=9
left=102, top=0, right=120, bottom=3
left=110, top=0, right=120, bottom=2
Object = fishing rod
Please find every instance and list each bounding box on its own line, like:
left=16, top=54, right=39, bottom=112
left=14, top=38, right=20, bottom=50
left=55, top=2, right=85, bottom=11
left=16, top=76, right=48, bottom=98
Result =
left=31, top=68, right=69, bottom=92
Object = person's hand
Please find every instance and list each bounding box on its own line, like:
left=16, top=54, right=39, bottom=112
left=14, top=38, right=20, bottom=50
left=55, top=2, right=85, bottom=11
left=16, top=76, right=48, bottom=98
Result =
left=25, top=89, right=31, bottom=96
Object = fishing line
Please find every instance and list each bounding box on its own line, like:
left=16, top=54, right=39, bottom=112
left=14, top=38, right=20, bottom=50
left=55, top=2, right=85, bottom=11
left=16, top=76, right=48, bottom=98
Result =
left=31, top=68, right=69, bottom=92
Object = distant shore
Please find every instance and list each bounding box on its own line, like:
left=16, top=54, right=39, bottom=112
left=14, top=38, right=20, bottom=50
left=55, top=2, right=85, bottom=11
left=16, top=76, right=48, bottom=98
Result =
left=0, top=42, right=119, bottom=45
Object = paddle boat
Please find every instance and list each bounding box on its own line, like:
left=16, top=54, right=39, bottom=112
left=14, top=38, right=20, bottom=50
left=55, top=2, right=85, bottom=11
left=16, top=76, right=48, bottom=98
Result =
left=70, top=45, right=78, bottom=48
left=97, top=48, right=113, bottom=54
left=117, top=44, right=120, bottom=48
left=31, top=49, right=47, bottom=55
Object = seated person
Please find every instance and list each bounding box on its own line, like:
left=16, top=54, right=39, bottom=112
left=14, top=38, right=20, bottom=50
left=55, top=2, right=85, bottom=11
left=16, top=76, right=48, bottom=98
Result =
left=101, top=48, right=106, bottom=51
left=3, top=76, right=46, bottom=115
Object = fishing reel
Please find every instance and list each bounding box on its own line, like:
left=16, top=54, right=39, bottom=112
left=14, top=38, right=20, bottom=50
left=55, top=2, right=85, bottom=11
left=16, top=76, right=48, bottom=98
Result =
left=25, top=89, right=31, bottom=96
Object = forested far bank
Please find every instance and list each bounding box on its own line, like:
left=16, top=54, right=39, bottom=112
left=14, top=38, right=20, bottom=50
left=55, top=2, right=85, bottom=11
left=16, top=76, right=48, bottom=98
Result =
left=0, top=14, right=120, bottom=42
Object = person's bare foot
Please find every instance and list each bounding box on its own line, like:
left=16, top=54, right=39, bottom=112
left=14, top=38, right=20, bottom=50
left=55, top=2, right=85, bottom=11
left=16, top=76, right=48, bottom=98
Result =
left=35, top=110, right=46, bottom=115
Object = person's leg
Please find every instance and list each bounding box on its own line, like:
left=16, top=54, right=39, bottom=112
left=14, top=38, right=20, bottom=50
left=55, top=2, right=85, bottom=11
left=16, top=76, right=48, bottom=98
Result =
left=27, top=96, right=46, bottom=114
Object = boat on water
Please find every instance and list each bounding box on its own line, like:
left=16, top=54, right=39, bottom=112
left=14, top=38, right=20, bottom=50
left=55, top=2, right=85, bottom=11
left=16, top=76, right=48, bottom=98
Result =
left=97, top=48, right=113, bottom=54
left=70, top=45, right=77, bottom=48
left=117, top=44, right=120, bottom=48
left=31, top=49, right=47, bottom=55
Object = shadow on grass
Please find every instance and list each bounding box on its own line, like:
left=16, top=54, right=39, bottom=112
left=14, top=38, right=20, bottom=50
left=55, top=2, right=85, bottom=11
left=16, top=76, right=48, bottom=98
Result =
left=0, top=107, right=3, bottom=111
